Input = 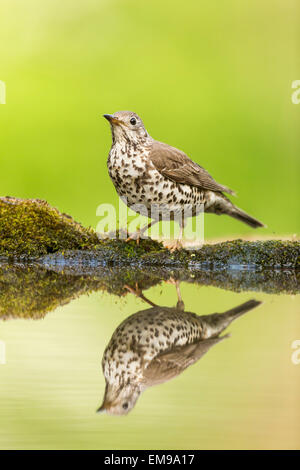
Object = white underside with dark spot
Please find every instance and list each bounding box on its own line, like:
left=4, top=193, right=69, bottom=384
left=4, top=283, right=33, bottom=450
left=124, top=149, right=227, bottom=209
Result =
left=102, top=308, right=208, bottom=387
left=107, top=141, right=219, bottom=221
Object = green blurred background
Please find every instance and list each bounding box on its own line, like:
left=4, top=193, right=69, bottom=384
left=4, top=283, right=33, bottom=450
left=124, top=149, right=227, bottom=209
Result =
left=0, top=0, right=299, bottom=238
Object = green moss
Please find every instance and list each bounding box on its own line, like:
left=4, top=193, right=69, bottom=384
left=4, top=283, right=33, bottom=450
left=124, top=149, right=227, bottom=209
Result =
left=101, top=235, right=164, bottom=258
left=171, top=239, right=300, bottom=269
left=104, top=239, right=300, bottom=269
left=0, top=197, right=100, bottom=257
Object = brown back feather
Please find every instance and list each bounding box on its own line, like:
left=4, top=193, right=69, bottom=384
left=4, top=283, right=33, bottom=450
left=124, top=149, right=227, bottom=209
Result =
left=150, top=141, right=235, bottom=195
left=142, top=336, right=228, bottom=387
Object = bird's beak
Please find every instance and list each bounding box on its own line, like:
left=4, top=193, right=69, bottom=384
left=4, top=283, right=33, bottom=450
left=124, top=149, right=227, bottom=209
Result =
left=103, top=114, right=121, bottom=125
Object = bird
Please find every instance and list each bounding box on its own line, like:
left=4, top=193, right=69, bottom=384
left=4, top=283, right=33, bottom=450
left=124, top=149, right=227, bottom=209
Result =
left=103, top=111, right=265, bottom=251
left=97, top=281, right=261, bottom=415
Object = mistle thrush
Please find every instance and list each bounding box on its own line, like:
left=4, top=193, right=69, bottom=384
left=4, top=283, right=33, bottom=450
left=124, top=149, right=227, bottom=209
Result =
left=97, top=284, right=261, bottom=415
left=104, top=111, right=265, bottom=249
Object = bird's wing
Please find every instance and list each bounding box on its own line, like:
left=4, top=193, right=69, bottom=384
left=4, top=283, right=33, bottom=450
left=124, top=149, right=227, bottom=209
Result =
left=149, top=141, right=235, bottom=195
left=142, top=335, right=228, bottom=387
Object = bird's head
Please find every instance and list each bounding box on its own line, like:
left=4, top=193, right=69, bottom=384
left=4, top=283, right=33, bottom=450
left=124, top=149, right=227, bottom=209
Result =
left=96, top=382, right=141, bottom=416
left=103, top=111, right=149, bottom=144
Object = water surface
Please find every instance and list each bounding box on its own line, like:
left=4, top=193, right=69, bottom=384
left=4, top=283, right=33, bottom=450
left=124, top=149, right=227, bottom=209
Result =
left=0, top=263, right=299, bottom=450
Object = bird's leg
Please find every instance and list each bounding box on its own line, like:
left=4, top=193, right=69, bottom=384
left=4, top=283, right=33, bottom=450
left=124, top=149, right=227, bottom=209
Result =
left=175, top=280, right=184, bottom=311
left=166, top=277, right=185, bottom=311
left=124, top=283, right=157, bottom=307
left=126, top=220, right=158, bottom=244
left=164, top=219, right=185, bottom=252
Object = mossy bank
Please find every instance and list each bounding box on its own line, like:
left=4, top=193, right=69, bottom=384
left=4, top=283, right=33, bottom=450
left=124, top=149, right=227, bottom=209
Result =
left=0, top=197, right=299, bottom=269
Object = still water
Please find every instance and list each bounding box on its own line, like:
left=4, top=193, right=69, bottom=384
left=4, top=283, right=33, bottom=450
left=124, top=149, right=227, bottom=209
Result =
left=0, top=262, right=299, bottom=450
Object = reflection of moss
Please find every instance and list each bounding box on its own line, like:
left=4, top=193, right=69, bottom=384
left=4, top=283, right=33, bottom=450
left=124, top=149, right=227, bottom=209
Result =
left=0, top=262, right=299, bottom=320
left=0, top=264, right=103, bottom=319
left=0, top=197, right=299, bottom=269
left=46, top=263, right=300, bottom=296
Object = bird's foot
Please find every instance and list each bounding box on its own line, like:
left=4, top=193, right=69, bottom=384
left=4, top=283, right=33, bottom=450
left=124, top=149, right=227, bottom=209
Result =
left=124, top=283, right=142, bottom=297
left=126, top=230, right=141, bottom=244
left=165, top=277, right=184, bottom=311
left=124, top=283, right=157, bottom=307
left=165, top=276, right=177, bottom=285
left=163, top=239, right=183, bottom=252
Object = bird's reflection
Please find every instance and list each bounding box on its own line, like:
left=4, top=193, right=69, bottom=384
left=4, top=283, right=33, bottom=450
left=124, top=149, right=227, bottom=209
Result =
left=97, top=281, right=261, bottom=415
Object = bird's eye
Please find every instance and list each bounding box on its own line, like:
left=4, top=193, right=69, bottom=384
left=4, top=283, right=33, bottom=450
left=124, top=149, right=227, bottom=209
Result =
left=130, top=117, right=137, bottom=125
left=122, top=402, right=129, bottom=410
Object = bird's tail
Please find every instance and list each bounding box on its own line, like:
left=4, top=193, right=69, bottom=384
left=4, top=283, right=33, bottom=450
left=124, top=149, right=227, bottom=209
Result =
left=200, top=299, right=262, bottom=337
left=223, top=299, right=262, bottom=322
left=228, top=205, right=265, bottom=228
